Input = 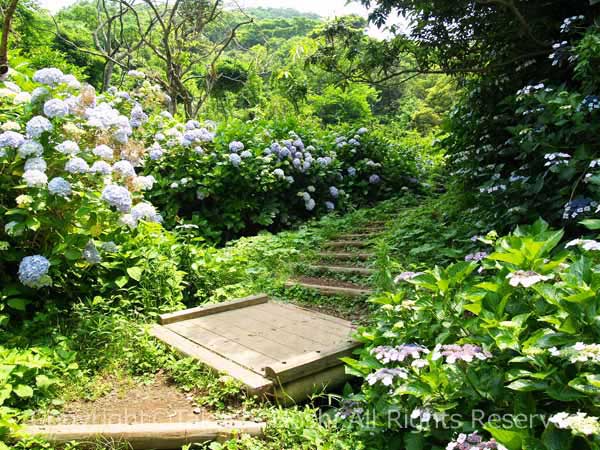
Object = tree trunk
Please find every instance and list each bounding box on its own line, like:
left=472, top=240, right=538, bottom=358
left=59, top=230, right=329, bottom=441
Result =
left=102, top=59, right=114, bottom=91
left=0, top=0, right=20, bottom=80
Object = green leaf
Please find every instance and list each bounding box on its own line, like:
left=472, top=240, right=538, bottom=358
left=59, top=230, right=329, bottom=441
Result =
left=580, top=219, right=600, bottom=230
left=115, top=276, right=129, bottom=288
left=506, top=379, right=549, bottom=392
left=36, top=374, right=55, bottom=390
left=127, top=267, right=144, bottom=282
left=7, top=298, right=28, bottom=311
left=404, top=432, right=425, bottom=450
left=484, top=424, right=527, bottom=450
left=13, top=384, right=34, bottom=398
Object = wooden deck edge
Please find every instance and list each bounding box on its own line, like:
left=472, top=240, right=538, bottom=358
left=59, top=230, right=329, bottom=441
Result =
left=22, top=421, right=266, bottom=450
left=160, top=294, right=270, bottom=325
left=149, top=325, right=273, bottom=394
left=272, top=365, right=351, bottom=406
left=324, top=241, right=370, bottom=248
left=264, top=341, right=361, bottom=384
left=284, top=281, right=373, bottom=297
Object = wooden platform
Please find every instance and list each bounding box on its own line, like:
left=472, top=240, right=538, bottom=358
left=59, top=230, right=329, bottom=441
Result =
left=151, top=295, right=360, bottom=404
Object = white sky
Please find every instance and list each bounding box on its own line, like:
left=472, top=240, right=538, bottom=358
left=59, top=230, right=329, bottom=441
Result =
left=37, top=0, right=402, bottom=38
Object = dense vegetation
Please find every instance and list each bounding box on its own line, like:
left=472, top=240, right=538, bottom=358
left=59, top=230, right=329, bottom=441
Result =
left=1, top=0, right=600, bottom=449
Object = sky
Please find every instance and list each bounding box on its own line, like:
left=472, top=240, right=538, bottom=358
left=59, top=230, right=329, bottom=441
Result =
left=37, top=0, right=403, bottom=39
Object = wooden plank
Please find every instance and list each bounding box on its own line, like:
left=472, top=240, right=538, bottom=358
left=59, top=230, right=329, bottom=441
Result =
left=324, top=240, right=370, bottom=249
left=264, top=341, right=361, bottom=384
left=317, top=252, right=374, bottom=261
left=336, top=233, right=378, bottom=239
left=284, top=281, right=373, bottom=297
left=23, top=421, right=265, bottom=450
left=181, top=312, right=316, bottom=360
left=160, top=294, right=269, bottom=325
left=308, top=265, right=374, bottom=275
left=168, top=322, right=280, bottom=372
left=272, top=365, right=350, bottom=406
left=150, top=325, right=273, bottom=393
left=274, top=302, right=355, bottom=328
left=242, top=303, right=354, bottom=343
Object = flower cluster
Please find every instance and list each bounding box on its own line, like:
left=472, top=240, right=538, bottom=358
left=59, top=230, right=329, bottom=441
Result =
left=566, top=239, right=600, bottom=251
left=560, top=15, right=585, bottom=34
left=446, top=432, right=507, bottom=450
left=394, top=271, right=423, bottom=283
left=578, top=95, right=600, bottom=113
left=372, top=344, right=430, bottom=365
left=18, top=255, right=51, bottom=289
left=562, top=198, right=597, bottom=220
left=432, top=344, right=492, bottom=364
left=465, top=251, right=488, bottom=262
left=549, top=412, right=600, bottom=436
left=549, top=342, right=600, bottom=364
left=544, top=152, right=571, bottom=167
left=366, top=367, right=409, bottom=386
left=506, top=270, right=552, bottom=288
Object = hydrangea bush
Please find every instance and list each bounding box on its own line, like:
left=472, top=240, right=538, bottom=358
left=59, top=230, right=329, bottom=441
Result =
left=445, top=16, right=600, bottom=229
left=342, top=219, right=600, bottom=449
left=0, top=68, right=165, bottom=319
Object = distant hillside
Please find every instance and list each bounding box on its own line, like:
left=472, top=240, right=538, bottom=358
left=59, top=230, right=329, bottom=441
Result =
left=244, top=7, right=322, bottom=20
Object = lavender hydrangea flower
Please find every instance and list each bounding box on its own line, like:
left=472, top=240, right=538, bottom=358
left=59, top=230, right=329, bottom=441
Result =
left=0, top=130, right=25, bottom=148
left=22, top=169, right=48, bottom=187
left=432, top=344, right=492, bottom=364
left=329, top=186, right=339, bottom=198
left=26, top=116, right=53, bottom=139
left=229, top=153, right=241, bottom=167
left=130, top=104, right=148, bottom=128
left=55, top=140, right=80, bottom=155
left=33, top=68, right=64, bottom=86
left=127, top=69, right=146, bottom=79
left=240, top=150, right=252, bottom=159
left=371, top=344, right=430, bottom=364
left=357, top=127, right=368, bottom=134
left=48, top=177, right=72, bottom=197
left=229, top=141, right=244, bottom=153
left=366, top=368, right=409, bottom=386
left=325, top=201, right=335, bottom=211
left=24, top=157, right=47, bottom=172
left=65, top=157, right=89, bottom=174
left=61, top=74, right=81, bottom=89
left=273, top=168, right=285, bottom=179
left=446, top=432, right=507, bottom=450
left=43, top=98, right=69, bottom=118
left=305, top=198, right=316, bottom=211
left=82, top=241, right=101, bottom=264
left=90, top=161, right=112, bottom=175
left=394, top=271, right=423, bottom=283
left=17, top=140, right=43, bottom=158
left=18, top=255, right=51, bottom=288
left=465, top=251, right=488, bottom=262
left=369, top=174, right=381, bottom=184
left=113, top=160, right=136, bottom=177
left=93, top=144, right=114, bottom=160
left=30, top=87, right=50, bottom=104
left=347, top=167, right=356, bottom=176
left=101, top=185, right=132, bottom=212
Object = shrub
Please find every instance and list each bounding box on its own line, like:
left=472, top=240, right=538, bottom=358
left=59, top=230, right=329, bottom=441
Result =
left=342, top=219, right=600, bottom=449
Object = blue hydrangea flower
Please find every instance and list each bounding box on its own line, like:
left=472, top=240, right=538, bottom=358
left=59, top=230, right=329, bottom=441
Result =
left=325, top=201, right=335, bottom=211
left=329, top=186, right=339, bottom=198
left=18, top=255, right=51, bottom=288
left=30, top=87, right=50, bottom=104
left=93, top=144, right=114, bottom=160
left=33, top=68, right=64, bottom=86
left=130, top=202, right=163, bottom=227
left=305, top=198, right=316, bottom=211
left=229, top=153, right=241, bottom=167
left=229, top=141, right=244, bottom=153
left=90, top=161, right=112, bottom=175
left=240, top=150, right=252, bottom=159
left=24, top=157, right=47, bottom=172
left=273, top=168, right=285, bottom=178
left=43, top=98, right=69, bottom=118
left=293, top=139, right=304, bottom=150
left=17, top=140, right=43, bottom=158
left=113, top=160, right=136, bottom=177
left=369, top=174, right=381, bottom=184
left=61, top=74, right=80, bottom=89
left=22, top=169, right=48, bottom=187
left=129, top=104, right=148, bottom=128
left=186, top=120, right=200, bottom=130
left=0, top=130, right=25, bottom=148
left=301, top=192, right=311, bottom=201
left=149, top=146, right=164, bottom=160
left=83, top=241, right=101, bottom=264
left=347, top=167, right=356, bottom=176
left=348, top=138, right=360, bottom=146
left=65, top=157, right=89, bottom=174
left=579, top=95, right=600, bottom=113
left=55, top=140, right=80, bottom=155
left=26, top=116, right=53, bottom=138
left=101, top=185, right=132, bottom=212
left=302, top=160, right=311, bottom=171
left=292, top=158, right=301, bottom=169
left=279, top=148, right=290, bottom=159
left=48, top=177, right=72, bottom=197
left=357, top=127, right=368, bottom=135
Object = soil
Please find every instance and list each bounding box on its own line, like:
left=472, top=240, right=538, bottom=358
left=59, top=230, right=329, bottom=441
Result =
left=31, top=372, right=214, bottom=425
left=293, top=275, right=371, bottom=290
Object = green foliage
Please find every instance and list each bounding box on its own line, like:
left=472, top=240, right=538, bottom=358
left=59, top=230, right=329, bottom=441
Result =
left=343, top=219, right=600, bottom=449
left=309, top=85, right=377, bottom=125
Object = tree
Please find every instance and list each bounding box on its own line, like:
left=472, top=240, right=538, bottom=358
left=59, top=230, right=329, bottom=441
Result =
left=0, top=0, right=20, bottom=79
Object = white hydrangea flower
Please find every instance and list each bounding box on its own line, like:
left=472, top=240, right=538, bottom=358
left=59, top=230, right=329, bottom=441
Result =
left=506, top=270, right=552, bottom=288
left=13, top=92, right=32, bottom=105
left=549, top=412, right=600, bottom=436
left=113, top=160, right=136, bottom=177
left=26, top=116, right=53, bottom=138
left=24, top=157, right=47, bottom=172
left=65, top=157, right=90, bottom=174
left=566, top=239, right=600, bottom=251
left=90, top=160, right=112, bottom=175
left=132, top=175, right=156, bottom=191
left=22, top=169, right=48, bottom=187
left=93, top=144, right=114, bottom=160
left=48, top=177, right=72, bottom=197
left=43, top=98, right=69, bottom=118
left=17, top=140, right=43, bottom=158
left=33, top=68, right=64, bottom=86
left=55, top=140, right=80, bottom=155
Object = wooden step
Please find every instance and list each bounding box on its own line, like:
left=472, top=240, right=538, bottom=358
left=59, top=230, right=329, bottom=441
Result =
left=23, top=421, right=265, bottom=450
left=317, top=252, right=374, bottom=261
left=324, top=240, right=370, bottom=249
left=307, top=265, right=375, bottom=276
left=285, top=280, right=373, bottom=297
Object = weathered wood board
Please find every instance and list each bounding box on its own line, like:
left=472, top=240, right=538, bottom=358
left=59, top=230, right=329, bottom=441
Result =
left=151, top=295, right=360, bottom=404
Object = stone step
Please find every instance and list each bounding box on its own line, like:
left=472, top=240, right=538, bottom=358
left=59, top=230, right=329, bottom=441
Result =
left=324, top=240, right=370, bottom=249
left=317, top=252, right=374, bottom=261
left=335, top=233, right=378, bottom=240
left=307, top=264, right=375, bottom=276
left=285, top=280, right=373, bottom=297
